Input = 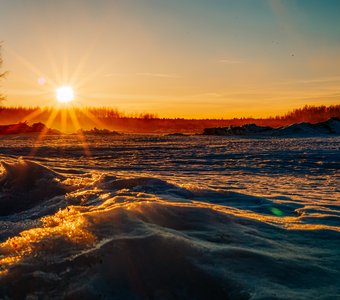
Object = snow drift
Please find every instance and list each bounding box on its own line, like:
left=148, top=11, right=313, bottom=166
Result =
left=0, top=135, right=338, bottom=299
left=203, top=117, right=340, bottom=137
left=0, top=160, right=69, bottom=216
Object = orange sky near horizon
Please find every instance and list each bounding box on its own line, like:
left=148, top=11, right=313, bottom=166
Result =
left=0, top=0, right=339, bottom=119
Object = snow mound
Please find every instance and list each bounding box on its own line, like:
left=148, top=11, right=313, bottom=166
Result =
left=275, top=118, right=340, bottom=136
left=203, top=118, right=340, bottom=137
left=98, top=176, right=193, bottom=197
left=0, top=159, right=68, bottom=216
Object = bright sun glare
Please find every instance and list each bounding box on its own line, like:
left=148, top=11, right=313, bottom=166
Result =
left=56, top=86, right=74, bottom=103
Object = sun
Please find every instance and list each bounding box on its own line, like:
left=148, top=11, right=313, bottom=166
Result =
left=56, top=86, right=74, bottom=103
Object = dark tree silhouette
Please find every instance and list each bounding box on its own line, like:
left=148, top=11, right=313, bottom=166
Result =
left=0, top=43, right=7, bottom=102
left=0, top=104, right=338, bottom=133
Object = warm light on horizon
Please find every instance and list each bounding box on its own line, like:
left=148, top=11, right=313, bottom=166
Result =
left=56, top=86, right=75, bottom=104
left=1, top=0, right=340, bottom=118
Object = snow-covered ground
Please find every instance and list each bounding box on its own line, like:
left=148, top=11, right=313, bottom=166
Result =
left=0, top=135, right=339, bottom=299
left=204, top=118, right=340, bottom=136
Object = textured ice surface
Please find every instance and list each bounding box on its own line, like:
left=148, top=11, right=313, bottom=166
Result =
left=0, top=135, right=339, bottom=299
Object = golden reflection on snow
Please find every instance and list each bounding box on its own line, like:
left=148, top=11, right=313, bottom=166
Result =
left=0, top=194, right=338, bottom=277
left=91, top=196, right=340, bottom=233
left=0, top=207, right=95, bottom=276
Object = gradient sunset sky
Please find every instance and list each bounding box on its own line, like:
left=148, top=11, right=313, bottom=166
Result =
left=1, top=0, right=339, bottom=118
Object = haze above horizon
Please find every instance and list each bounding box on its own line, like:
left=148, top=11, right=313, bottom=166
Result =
left=0, top=0, right=339, bottom=118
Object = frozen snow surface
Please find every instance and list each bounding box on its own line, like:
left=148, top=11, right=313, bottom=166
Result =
left=0, top=135, right=339, bottom=299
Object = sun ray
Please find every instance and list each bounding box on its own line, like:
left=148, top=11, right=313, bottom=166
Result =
left=5, top=46, right=58, bottom=88
left=68, top=108, right=91, bottom=157
left=60, top=107, right=67, bottom=134
left=30, top=108, right=59, bottom=157
left=62, top=49, right=68, bottom=85
left=42, top=43, right=63, bottom=84
left=19, top=107, right=45, bottom=124
left=76, top=106, right=109, bottom=129
left=68, top=46, right=95, bottom=87
left=71, top=65, right=108, bottom=91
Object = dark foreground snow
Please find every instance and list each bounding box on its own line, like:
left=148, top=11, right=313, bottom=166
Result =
left=0, top=135, right=339, bottom=299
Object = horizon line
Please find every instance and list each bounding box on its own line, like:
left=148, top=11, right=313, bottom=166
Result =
left=0, top=103, right=339, bottom=121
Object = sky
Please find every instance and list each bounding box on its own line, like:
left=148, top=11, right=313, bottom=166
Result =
left=0, top=0, right=339, bottom=118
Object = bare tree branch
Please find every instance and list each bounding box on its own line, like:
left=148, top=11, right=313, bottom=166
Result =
left=0, top=43, right=8, bottom=102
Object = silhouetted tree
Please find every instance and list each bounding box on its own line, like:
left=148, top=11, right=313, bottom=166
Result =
left=0, top=104, right=338, bottom=133
left=0, top=43, right=7, bottom=102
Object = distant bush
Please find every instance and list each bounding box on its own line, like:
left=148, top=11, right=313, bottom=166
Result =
left=76, top=127, right=120, bottom=135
